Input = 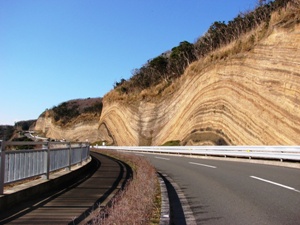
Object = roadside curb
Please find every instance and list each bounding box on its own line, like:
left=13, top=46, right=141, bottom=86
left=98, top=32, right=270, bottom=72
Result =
left=158, top=172, right=197, bottom=225
left=158, top=173, right=170, bottom=225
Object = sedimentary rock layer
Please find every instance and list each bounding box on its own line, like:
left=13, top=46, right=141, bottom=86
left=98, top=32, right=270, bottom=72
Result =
left=35, top=114, right=101, bottom=142
left=99, top=25, right=300, bottom=145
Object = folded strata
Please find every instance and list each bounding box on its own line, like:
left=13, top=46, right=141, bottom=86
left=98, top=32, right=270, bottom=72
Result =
left=99, top=24, right=300, bottom=145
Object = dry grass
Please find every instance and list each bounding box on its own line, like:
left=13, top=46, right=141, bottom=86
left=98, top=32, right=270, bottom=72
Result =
left=186, top=1, right=300, bottom=81
left=104, top=80, right=173, bottom=104
left=89, top=149, right=161, bottom=225
left=270, top=0, right=300, bottom=27
left=103, top=2, right=300, bottom=106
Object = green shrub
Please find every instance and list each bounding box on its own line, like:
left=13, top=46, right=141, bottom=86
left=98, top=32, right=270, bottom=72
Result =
left=161, top=140, right=181, bottom=146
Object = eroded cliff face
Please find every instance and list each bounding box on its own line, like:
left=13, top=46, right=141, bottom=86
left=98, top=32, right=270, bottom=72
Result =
left=34, top=98, right=103, bottom=142
left=99, top=24, right=300, bottom=145
left=35, top=111, right=102, bottom=142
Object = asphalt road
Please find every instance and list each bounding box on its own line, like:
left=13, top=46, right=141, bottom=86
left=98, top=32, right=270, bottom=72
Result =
left=139, top=153, right=300, bottom=225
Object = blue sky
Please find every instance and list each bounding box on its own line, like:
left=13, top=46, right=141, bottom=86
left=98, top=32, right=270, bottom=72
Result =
left=0, top=0, right=258, bottom=125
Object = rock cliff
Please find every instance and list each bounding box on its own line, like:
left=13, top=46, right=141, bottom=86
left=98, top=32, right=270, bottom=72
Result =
left=35, top=113, right=101, bottom=142
left=34, top=5, right=300, bottom=146
left=99, top=23, right=300, bottom=145
left=34, top=98, right=103, bottom=142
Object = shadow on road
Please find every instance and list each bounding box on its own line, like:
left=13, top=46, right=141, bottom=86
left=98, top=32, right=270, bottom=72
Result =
left=158, top=173, right=186, bottom=225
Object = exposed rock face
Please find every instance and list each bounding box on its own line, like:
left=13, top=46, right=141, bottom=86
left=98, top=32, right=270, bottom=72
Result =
left=35, top=112, right=102, bottom=142
left=99, top=24, right=300, bottom=145
left=34, top=97, right=103, bottom=142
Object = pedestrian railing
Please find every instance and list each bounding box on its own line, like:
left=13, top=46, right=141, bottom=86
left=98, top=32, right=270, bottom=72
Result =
left=0, top=141, right=90, bottom=194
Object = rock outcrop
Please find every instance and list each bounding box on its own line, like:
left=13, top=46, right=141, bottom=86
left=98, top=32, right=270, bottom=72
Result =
left=35, top=112, right=102, bottom=142
left=99, top=23, right=300, bottom=145
left=34, top=8, right=300, bottom=146
left=34, top=98, right=103, bottom=142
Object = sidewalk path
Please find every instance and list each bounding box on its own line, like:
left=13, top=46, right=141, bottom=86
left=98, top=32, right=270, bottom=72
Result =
left=0, top=152, right=131, bottom=225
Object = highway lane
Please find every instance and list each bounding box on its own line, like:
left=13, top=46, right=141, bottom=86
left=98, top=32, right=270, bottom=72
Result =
left=138, top=153, right=300, bottom=225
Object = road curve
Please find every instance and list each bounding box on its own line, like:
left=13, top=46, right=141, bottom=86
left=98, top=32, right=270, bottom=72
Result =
left=0, top=152, right=131, bottom=225
left=140, top=153, right=300, bottom=225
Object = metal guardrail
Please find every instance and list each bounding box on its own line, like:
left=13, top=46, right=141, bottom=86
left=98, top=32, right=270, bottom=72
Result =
left=0, top=141, right=90, bottom=194
left=94, top=145, right=300, bottom=161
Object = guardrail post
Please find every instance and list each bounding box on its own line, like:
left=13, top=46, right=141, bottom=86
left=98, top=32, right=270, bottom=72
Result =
left=46, top=141, right=50, bottom=180
left=68, top=142, right=72, bottom=171
left=0, top=141, right=5, bottom=195
left=86, top=143, right=90, bottom=161
left=79, top=142, right=83, bottom=165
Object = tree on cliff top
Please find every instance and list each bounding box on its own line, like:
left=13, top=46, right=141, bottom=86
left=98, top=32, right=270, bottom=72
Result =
left=112, top=0, right=295, bottom=97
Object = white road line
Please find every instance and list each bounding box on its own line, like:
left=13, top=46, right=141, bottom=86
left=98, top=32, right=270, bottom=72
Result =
left=250, top=176, right=300, bottom=193
left=155, top=156, right=170, bottom=160
left=189, top=162, right=217, bottom=169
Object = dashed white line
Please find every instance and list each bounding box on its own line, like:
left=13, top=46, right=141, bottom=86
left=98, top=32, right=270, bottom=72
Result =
left=189, top=162, right=217, bottom=169
left=155, top=156, right=170, bottom=160
left=250, top=176, right=300, bottom=193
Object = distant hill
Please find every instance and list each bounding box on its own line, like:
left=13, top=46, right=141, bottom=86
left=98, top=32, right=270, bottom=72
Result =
left=47, top=97, right=103, bottom=126
left=0, top=125, right=14, bottom=141
left=0, top=120, right=36, bottom=141
left=34, top=98, right=103, bottom=142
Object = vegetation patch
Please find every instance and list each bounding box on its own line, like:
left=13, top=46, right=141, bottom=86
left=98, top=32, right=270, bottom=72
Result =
left=162, top=140, right=181, bottom=146
left=47, top=97, right=102, bottom=126
left=90, top=149, right=161, bottom=225
left=0, top=120, right=36, bottom=142
left=105, top=0, right=298, bottom=103
left=0, top=125, right=14, bottom=141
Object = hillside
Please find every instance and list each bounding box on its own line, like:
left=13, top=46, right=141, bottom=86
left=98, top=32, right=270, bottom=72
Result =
left=34, top=98, right=103, bottom=142
left=34, top=1, right=300, bottom=145
left=98, top=2, right=300, bottom=145
left=0, top=126, right=14, bottom=141
left=0, top=120, right=36, bottom=141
